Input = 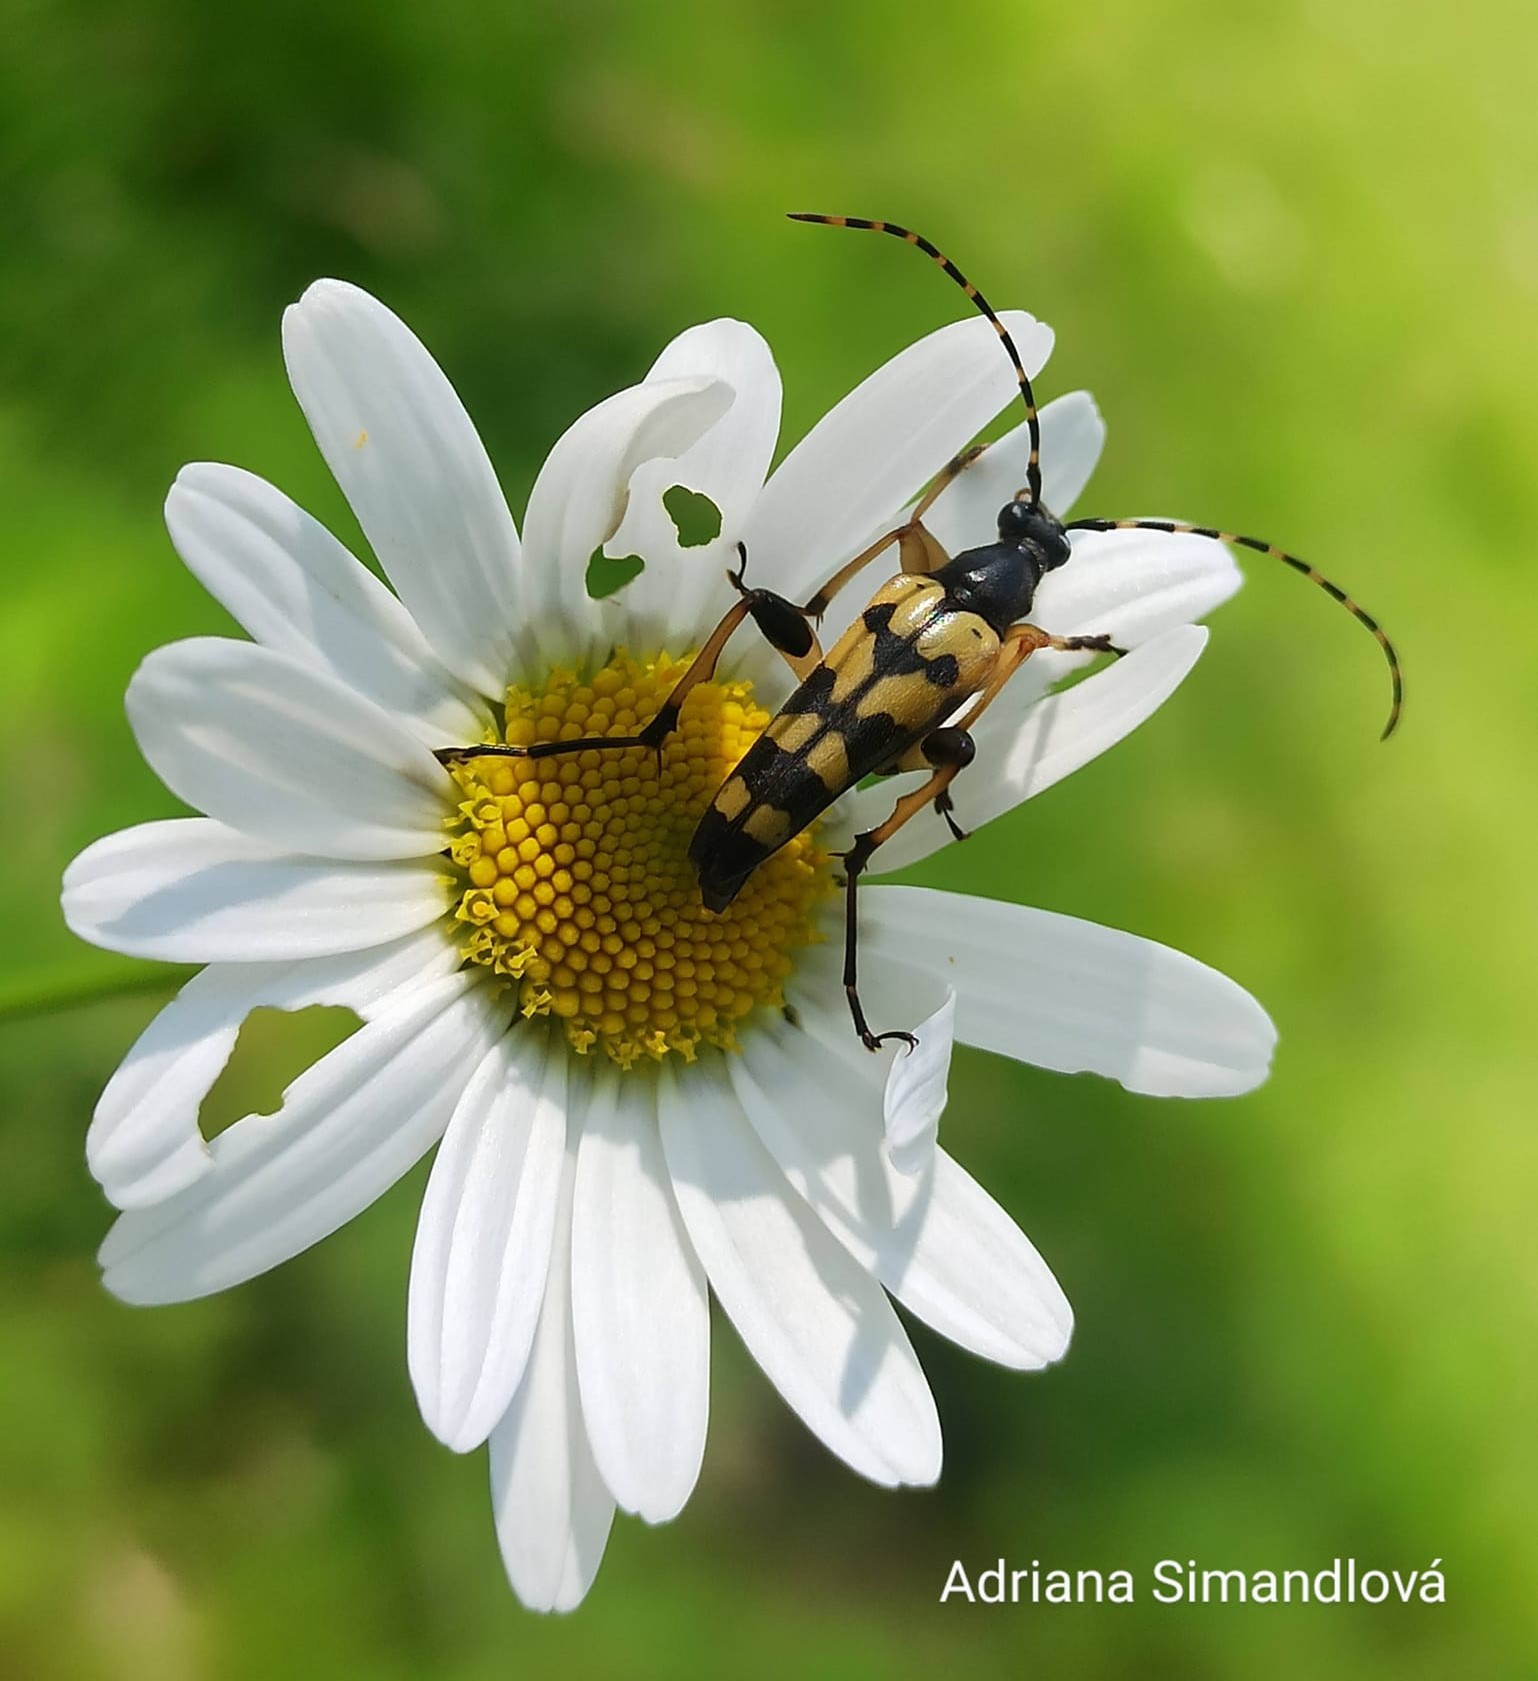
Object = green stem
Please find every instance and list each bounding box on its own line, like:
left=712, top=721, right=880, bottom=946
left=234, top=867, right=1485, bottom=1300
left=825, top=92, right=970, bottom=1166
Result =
left=0, top=965, right=192, bottom=1026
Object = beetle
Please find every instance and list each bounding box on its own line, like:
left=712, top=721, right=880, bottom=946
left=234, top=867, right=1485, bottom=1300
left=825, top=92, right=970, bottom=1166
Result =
left=437, top=215, right=1401, bottom=1053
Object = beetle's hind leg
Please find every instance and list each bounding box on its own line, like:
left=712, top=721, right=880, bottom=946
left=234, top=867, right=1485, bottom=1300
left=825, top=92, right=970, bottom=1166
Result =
left=838, top=728, right=976, bottom=1053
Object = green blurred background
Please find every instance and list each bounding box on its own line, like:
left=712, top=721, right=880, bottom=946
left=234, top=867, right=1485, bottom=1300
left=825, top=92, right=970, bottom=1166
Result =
left=3, top=0, right=1534, bottom=1675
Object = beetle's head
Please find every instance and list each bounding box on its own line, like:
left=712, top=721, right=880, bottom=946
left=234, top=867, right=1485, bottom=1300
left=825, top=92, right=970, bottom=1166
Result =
left=997, top=497, right=1072, bottom=570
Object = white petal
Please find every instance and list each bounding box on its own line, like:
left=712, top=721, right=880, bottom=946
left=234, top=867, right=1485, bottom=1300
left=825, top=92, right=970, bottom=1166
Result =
left=571, top=1064, right=708, bottom=1524
left=883, top=989, right=956, bottom=1176
left=845, top=625, right=1208, bottom=873
left=99, top=971, right=497, bottom=1301
left=126, top=637, right=449, bottom=861
left=605, top=319, right=781, bottom=649
left=1031, top=523, right=1242, bottom=646
left=924, top=391, right=1106, bottom=555
left=63, top=818, right=451, bottom=963
left=408, top=1027, right=568, bottom=1453
left=86, top=927, right=462, bottom=1210
left=282, top=279, right=526, bottom=697
left=860, top=885, right=1278, bottom=1096
left=165, top=463, right=486, bottom=746
left=489, top=1134, right=615, bottom=1614
left=521, top=374, right=734, bottom=671
left=743, top=311, right=1053, bottom=604
left=733, top=1012, right=1071, bottom=1370
left=660, top=1055, right=941, bottom=1487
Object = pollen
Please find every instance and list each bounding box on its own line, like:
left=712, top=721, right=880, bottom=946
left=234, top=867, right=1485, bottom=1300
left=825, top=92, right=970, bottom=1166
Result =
left=445, top=651, right=831, bottom=1069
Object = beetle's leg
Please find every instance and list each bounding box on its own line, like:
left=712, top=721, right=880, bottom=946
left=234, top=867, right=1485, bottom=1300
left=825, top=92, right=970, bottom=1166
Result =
left=933, top=786, right=967, bottom=842
left=802, top=444, right=987, bottom=618
left=973, top=622, right=1118, bottom=711
left=1041, top=630, right=1130, bottom=658
left=434, top=593, right=758, bottom=767
left=918, top=443, right=991, bottom=518
left=838, top=728, right=976, bottom=1052
left=803, top=515, right=948, bottom=620
left=726, top=542, right=824, bottom=681
left=870, top=726, right=976, bottom=835
left=942, top=620, right=1132, bottom=737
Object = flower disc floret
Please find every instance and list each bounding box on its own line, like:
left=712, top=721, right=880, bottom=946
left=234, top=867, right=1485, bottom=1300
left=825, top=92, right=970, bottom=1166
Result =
left=446, top=651, right=830, bottom=1068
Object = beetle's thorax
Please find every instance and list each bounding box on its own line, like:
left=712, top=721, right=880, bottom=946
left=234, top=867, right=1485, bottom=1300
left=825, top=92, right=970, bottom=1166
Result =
left=931, top=497, right=1071, bottom=635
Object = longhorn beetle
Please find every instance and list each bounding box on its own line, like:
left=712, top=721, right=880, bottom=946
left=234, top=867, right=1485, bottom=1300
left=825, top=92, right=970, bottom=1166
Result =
left=437, top=215, right=1401, bottom=1054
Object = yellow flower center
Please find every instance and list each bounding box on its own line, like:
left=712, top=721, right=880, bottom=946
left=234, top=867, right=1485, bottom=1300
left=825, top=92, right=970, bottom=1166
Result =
left=445, top=651, right=831, bottom=1069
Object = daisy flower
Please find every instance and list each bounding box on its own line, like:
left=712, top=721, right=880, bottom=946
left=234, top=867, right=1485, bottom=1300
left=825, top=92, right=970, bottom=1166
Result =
left=61, top=278, right=1273, bottom=1611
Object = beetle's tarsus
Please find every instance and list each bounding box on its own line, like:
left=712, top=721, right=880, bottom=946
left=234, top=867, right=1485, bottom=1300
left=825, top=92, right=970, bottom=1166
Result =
left=862, top=1028, right=919, bottom=1055
left=934, top=788, right=968, bottom=842
left=433, top=742, right=530, bottom=766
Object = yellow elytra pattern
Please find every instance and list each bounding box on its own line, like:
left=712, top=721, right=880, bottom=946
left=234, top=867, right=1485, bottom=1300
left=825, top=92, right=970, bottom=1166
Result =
left=445, top=651, right=832, bottom=1069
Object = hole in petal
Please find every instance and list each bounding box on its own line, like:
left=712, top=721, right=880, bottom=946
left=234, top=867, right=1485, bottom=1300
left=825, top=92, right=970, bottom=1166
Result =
left=198, top=1005, right=361, bottom=1141
left=663, top=485, right=722, bottom=548
left=586, top=546, right=644, bottom=600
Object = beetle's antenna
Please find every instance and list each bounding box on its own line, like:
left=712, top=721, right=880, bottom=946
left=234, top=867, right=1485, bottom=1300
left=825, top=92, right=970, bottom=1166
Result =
left=1065, top=517, right=1402, bottom=739
left=789, top=213, right=1044, bottom=508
